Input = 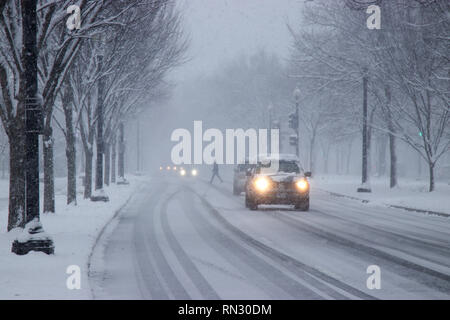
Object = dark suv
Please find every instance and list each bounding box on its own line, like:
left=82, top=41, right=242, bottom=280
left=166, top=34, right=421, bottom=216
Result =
left=233, top=162, right=256, bottom=195
left=245, top=155, right=311, bottom=211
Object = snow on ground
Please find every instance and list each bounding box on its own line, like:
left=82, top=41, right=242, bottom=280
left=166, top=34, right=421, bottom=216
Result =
left=313, top=175, right=450, bottom=216
left=0, top=175, right=144, bottom=299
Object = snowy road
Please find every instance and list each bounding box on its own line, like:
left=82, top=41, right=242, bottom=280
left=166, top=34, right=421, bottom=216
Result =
left=90, top=175, right=450, bottom=300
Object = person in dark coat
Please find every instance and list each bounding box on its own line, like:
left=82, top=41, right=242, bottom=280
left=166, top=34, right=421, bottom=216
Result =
left=210, top=161, right=223, bottom=184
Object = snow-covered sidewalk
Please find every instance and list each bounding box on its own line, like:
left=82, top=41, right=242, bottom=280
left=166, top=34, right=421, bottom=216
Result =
left=0, top=176, right=144, bottom=299
left=313, top=175, right=450, bottom=217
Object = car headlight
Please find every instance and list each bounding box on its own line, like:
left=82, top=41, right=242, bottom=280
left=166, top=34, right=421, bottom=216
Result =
left=191, top=169, right=198, bottom=176
left=180, top=169, right=186, bottom=176
left=254, top=177, right=270, bottom=192
left=166, top=166, right=171, bottom=170
left=173, top=166, right=177, bottom=171
left=159, top=166, right=163, bottom=171
left=296, top=179, right=309, bottom=191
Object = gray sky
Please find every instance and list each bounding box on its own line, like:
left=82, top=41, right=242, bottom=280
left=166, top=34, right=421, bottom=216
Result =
left=174, top=0, right=304, bottom=81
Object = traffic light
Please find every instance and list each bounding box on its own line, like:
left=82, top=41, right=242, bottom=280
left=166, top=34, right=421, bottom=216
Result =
left=272, top=120, right=280, bottom=129
left=289, top=134, right=298, bottom=146
left=288, top=113, right=298, bottom=129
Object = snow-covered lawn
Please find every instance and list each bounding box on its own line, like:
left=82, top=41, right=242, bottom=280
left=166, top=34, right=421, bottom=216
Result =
left=0, top=176, right=144, bottom=299
left=313, top=175, right=450, bottom=216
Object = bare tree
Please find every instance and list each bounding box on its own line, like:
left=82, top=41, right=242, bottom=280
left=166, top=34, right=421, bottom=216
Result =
left=287, top=0, right=449, bottom=192
left=61, top=0, right=186, bottom=199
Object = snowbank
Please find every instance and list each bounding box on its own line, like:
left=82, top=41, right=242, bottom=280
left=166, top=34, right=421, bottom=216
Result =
left=313, top=175, right=450, bottom=216
left=0, top=176, right=144, bottom=299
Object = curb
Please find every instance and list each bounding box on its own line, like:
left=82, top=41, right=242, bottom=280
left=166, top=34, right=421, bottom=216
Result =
left=317, top=188, right=450, bottom=218
left=86, top=180, right=144, bottom=299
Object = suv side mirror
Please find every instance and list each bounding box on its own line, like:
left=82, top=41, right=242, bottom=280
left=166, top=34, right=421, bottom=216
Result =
left=305, top=171, right=312, bottom=177
left=246, top=169, right=252, bottom=177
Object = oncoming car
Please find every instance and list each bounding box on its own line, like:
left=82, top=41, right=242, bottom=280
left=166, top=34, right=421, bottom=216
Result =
left=179, top=166, right=199, bottom=178
left=245, top=155, right=311, bottom=211
left=160, top=165, right=177, bottom=172
left=233, top=161, right=256, bottom=195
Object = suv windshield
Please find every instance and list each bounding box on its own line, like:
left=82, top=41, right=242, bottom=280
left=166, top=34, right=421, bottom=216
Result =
left=257, top=160, right=301, bottom=174
left=237, top=163, right=254, bottom=172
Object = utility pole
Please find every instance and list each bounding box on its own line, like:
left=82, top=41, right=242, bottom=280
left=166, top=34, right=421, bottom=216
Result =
left=268, top=104, right=273, bottom=154
left=12, top=0, right=54, bottom=255
left=272, top=120, right=281, bottom=155
left=295, top=99, right=300, bottom=158
left=92, top=55, right=109, bottom=201
left=357, top=68, right=371, bottom=193
left=136, top=119, right=141, bottom=174
left=289, top=87, right=301, bottom=158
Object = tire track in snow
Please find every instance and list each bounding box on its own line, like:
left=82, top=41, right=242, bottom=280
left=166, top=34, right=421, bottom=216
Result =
left=159, top=190, right=221, bottom=299
left=180, top=187, right=330, bottom=299
left=309, top=204, right=450, bottom=255
left=205, top=180, right=450, bottom=294
left=316, top=191, right=450, bottom=235
left=269, top=209, right=450, bottom=294
left=291, top=207, right=450, bottom=267
left=133, top=182, right=190, bottom=299
left=187, top=185, right=375, bottom=299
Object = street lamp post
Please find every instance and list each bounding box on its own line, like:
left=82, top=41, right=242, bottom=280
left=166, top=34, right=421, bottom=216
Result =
left=12, top=0, right=54, bottom=255
left=293, top=87, right=301, bottom=158
left=268, top=104, right=273, bottom=154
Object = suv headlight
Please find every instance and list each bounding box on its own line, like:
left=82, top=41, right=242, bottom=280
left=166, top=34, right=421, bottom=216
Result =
left=296, top=178, right=309, bottom=191
left=191, top=169, right=198, bottom=176
left=254, top=177, right=270, bottom=192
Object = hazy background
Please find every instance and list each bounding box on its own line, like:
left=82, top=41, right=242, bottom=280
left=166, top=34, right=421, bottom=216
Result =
left=134, top=0, right=304, bottom=171
left=124, top=0, right=449, bottom=186
left=173, top=0, right=302, bottom=80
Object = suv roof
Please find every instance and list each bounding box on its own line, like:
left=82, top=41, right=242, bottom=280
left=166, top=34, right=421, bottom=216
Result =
left=241, top=154, right=301, bottom=164
left=258, top=154, right=300, bottom=163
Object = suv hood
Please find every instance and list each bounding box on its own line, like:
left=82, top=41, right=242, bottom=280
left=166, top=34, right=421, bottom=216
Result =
left=256, top=172, right=304, bottom=183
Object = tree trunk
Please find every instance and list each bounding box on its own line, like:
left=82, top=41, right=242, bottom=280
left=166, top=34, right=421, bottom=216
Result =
left=361, top=72, right=369, bottom=185
left=309, top=128, right=317, bottom=174
left=335, top=146, right=340, bottom=174
left=346, top=140, right=353, bottom=175
left=43, top=127, right=55, bottom=213
left=95, top=56, right=105, bottom=191
left=388, top=131, right=397, bottom=188
left=64, top=98, right=77, bottom=205
left=385, top=86, right=397, bottom=188
left=118, top=122, right=125, bottom=179
left=80, top=140, right=85, bottom=173
left=367, top=109, right=375, bottom=179
left=104, top=142, right=110, bottom=186
left=322, top=142, right=330, bottom=174
left=376, top=134, right=387, bottom=176
left=111, top=136, right=116, bottom=183
left=417, top=152, right=422, bottom=178
left=136, top=119, right=140, bottom=173
left=84, top=148, right=93, bottom=199
left=428, top=162, right=435, bottom=192
left=8, top=131, right=26, bottom=231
